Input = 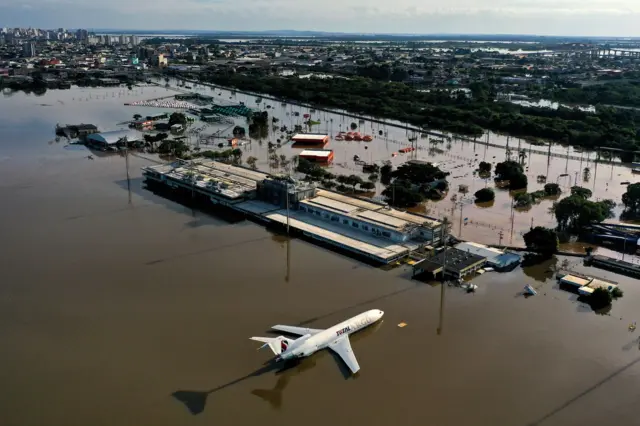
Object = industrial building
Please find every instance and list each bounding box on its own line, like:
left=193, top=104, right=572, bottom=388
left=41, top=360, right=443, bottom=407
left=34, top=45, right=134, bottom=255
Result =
left=298, top=191, right=442, bottom=244
left=55, top=123, right=99, bottom=139
left=291, top=133, right=329, bottom=147
left=299, top=149, right=334, bottom=164
left=85, top=129, right=141, bottom=148
left=454, top=242, right=521, bottom=271
left=142, top=160, right=443, bottom=264
left=585, top=254, right=640, bottom=278
left=412, top=247, right=487, bottom=280
left=143, top=161, right=269, bottom=206
left=556, top=271, right=619, bottom=296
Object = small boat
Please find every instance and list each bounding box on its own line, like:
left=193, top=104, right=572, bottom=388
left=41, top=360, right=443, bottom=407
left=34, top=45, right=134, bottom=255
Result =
left=524, top=285, right=537, bottom=296
left=363, top=135, right=373, bottom=142
left=335, top=135, right=344, bottom=141
left=354, top=134, right=363, bottom=141
left=344, top=134, right=354, bottom=141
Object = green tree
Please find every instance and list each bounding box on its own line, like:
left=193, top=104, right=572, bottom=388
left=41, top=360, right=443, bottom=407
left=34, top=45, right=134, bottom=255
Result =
left=570, top=186, right=593, bottom=199
left=474, top=188, right=495, bottom=202
left=510, top=173, right=528, bottom=190
left=553, top=195, right=615, bottom=232
left=589, top=287, right=612, bottom=311
left=382, top=180, right=424, bottom=208
left=544, top=183, right=561, bottom=196
left=495, top=160, right=527, bottom=189
left=514, top=193, right=533, bottom=208
left=360, top=181, right=375, bottom=191
left=368, top=173, right=379, bottom=183
left=246, top=156, right=258, bottom=170
left=168, top=112, right=187, bottom=128
left=523, top=227, right=558, bottom=258
left=346, top=174, right=364, bottom=191
left=478, top=161, right=492, bottom=174
left=622, top=183, right=640, bottom=216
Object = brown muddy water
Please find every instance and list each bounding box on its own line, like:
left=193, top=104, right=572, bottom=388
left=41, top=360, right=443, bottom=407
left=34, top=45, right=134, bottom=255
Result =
left=159, top=78, right=639, bottom=248
left=2, top=87, right=640, bottom=426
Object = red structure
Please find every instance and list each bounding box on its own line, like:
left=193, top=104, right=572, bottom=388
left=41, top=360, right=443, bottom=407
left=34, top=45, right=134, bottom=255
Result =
left=299, top=149, right=334, bottom=164
left=291, top=133, right=329, bottom=146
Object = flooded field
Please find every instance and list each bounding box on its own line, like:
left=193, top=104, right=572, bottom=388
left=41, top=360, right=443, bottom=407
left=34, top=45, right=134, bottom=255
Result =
left=2, top=86, right=640, bottom=426
left=151, top=78, right=638, bottom=248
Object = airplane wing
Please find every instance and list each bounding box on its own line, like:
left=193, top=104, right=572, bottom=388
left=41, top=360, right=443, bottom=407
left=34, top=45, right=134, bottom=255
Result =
left=271, top=325, right=323, bottom=336
left=329, top=336, right=360, bottom=374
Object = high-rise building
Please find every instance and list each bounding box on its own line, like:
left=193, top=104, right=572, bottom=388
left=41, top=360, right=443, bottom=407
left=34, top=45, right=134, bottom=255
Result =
left=22, top=42, right=36, bottom=57
left=119, top=34, right=126, bottom=45
left=76, top=29, right=88, bottom=40
left=131, top=35, right=140, bottom=46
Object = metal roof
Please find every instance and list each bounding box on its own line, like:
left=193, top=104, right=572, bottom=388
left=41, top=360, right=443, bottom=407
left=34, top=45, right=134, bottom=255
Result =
left=86, top=129, right=141, bottom=145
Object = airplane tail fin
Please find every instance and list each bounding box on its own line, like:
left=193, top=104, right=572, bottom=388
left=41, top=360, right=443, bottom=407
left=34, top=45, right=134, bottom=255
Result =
left=250, top=335, right=290, bottom=356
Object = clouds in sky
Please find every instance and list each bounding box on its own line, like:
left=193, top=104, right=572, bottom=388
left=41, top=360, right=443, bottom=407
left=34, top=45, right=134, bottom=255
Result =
left=2, top=0, right=640, bottom=36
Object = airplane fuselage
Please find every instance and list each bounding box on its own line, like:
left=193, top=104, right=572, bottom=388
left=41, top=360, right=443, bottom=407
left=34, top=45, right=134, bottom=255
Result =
left=277, top=309, right=383, bottom=361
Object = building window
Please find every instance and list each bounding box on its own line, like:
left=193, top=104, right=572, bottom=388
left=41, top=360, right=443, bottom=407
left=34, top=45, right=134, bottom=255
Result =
left=300, top=206, right=306, bottom=212
left=352, top=222, right=359, bottom=228
left=323, top=213, right=330, bottom=219
left=331, top=216, right=339, bottom=222
left=363, top=225, right=369, bottom=231
left=382, top=231, right=391, bottom=238
left=343, top=219, right=349, bottom=225
left=315, top=210, right=321, bottom=216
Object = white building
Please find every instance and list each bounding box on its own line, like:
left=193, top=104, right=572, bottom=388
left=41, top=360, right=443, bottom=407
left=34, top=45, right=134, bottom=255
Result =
left=297, top=190, right=442, bottom=244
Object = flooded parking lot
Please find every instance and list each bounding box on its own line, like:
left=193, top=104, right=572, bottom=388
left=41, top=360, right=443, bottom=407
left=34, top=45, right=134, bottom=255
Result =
left=2, top=86, right=640, bottom=426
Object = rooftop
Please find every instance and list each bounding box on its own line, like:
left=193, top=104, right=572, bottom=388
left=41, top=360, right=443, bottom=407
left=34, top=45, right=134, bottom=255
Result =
left=414, top=247, right=486, bottom=274
left=143, top=160, right=268, bottom=200
left=299, top=149, right=333, bottom=158
left=316, top=190, right=441, bottom=229
left=86, top=129, right=141, bottom=145
left=292, top=133, right=329, bottom=141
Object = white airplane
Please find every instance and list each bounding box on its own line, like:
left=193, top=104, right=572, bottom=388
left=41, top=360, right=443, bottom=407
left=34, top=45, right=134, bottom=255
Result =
left=250, top=309, right=384, bottom=375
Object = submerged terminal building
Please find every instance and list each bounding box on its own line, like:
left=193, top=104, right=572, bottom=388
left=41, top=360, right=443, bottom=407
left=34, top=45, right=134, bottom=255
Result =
left=142, top=160, right=443, bottom=264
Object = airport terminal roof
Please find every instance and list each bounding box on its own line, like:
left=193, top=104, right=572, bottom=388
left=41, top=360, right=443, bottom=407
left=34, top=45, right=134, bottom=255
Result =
left=314, top=190, right=441, bottom=229
left=86, top=129, right=141, bottom=145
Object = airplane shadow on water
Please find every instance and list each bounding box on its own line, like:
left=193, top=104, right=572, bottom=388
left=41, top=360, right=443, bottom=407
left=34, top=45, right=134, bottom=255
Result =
left=172, top=320, right=383, bottom=415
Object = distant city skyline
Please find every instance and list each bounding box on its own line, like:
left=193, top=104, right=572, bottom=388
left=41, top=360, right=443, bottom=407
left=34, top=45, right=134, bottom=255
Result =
left=2, top=0, right=640, bottom=37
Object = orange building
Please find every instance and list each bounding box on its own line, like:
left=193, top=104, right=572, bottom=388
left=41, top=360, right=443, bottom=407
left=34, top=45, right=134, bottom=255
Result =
left=291, top=133, right=329, bottom=146
left=299, top=149, right=334, bottom=164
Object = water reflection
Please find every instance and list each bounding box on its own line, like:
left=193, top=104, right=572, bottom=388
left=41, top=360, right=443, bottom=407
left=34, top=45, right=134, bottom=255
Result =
left=173, top=320, right=383, bottom=415
left=521, top=256, right=558, bottom=283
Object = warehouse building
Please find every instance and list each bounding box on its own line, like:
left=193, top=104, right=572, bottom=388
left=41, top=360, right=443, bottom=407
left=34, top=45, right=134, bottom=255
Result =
left=412, top=247, right=487, bottom=280
left=454, top=241, right=521, bottom=271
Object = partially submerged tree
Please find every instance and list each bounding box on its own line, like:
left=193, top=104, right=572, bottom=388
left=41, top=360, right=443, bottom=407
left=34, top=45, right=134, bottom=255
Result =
left=544, top=183, right=561, bottom=196
left=622, top=183, right=640, bottom=218
left=523, top=227, right=558, bottom=258
left=474, top=188, right=495, bottom=203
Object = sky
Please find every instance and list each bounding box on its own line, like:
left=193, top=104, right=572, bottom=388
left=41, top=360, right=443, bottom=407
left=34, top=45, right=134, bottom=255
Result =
left=2, top=0, right=640, bottom=37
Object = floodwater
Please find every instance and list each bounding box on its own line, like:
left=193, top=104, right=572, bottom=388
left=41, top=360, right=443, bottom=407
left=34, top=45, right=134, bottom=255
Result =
left=157, top=78, right=638, bottom=248
left=2, top=86, right=640, bottom=426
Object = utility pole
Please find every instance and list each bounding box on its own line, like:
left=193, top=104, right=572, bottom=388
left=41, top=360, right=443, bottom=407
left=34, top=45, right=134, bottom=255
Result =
left=123, top=137, right=132, bottom=205
left=437, top=219, right=449, bottom=336
left=285, top=181, right=290, bottom=235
